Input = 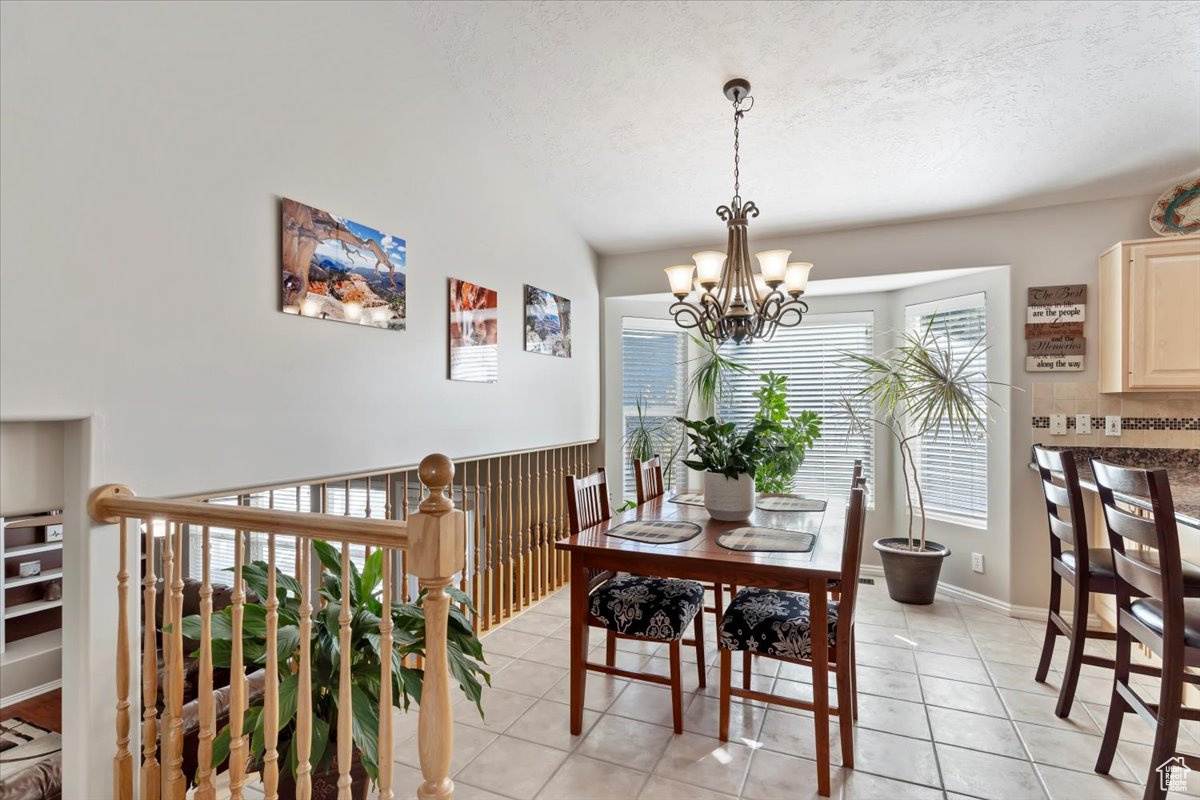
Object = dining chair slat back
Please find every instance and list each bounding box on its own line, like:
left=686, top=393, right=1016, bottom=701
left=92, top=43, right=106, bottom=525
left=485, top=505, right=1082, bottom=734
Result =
left=633, top=455, right=665, bottom=505
left=1091, top=460, right=1181, bottom=604
left=566, top=468, right=615, bottom=591
left=1089, top=458, right=1199, bottom=797
left=1033, top=447, right=1090, bottom=554
left=836, top=483, right=869, bottom=626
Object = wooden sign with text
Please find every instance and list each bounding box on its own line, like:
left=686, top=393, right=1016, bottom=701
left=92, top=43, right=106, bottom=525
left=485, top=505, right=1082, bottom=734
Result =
left=1027, top=284, right=1086, bottom=306
left=1025, top=284, right=1087, bottom=371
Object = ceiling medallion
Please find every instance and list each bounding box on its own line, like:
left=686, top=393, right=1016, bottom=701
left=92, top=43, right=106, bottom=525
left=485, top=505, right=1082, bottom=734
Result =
left=665, top=78, right=812, bottom=345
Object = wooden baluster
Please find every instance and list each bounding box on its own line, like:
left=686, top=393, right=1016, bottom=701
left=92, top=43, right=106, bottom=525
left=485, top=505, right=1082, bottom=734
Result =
left=378, top=542, right=395, bottom=800
left=459, top=464, right=469, bottom=607
left=519, top=451, right=528, bottom=611
left=263, top=531, right=280, bottom=799
left=296, top=533, right=314, bottom=800
left=162, top=521, right=186, bottom=799
left=141, top=516, right=160, bottom=800
left=531, top=450, right=540, bottom=603
left=541, top=449, right=550, bottom=597
left=114, top=517, right=133, bottom=800
left=401, top=470, right=411, bottom=603
left=472, top=461, right=483, bottom=633
left=411, top=455, right=465, bottom=800
left=228, top=528, right=247, bottom=799
left=195, top=526, right=216, bottom=800
left=504, top=455, right=513, bottom=620
left=337, top=541, right=353, bottom=799
left=486, top=458, right=495, bottom=628
left=344, top=479, right=352, bottom=517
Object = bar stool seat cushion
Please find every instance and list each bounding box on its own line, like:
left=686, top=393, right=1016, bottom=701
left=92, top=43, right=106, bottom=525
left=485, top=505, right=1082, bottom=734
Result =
left=1059, top=548, right=1116, bottom=578
left=718, top=587, right=839, bottom=660
left=589, top=574, right=705, bottom=640
left=1130, top=598, right=1200, bottom=647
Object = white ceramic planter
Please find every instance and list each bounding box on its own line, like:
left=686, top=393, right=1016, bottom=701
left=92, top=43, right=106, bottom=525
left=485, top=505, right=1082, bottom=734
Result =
left=703, top=472, right=755, bottom=521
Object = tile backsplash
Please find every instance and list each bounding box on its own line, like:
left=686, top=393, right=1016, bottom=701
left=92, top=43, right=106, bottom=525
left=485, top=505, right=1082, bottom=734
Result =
left=1031, top=381, right=1200, bottom=448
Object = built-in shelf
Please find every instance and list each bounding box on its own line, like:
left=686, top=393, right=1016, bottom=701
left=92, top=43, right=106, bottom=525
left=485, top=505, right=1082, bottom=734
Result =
left=3, top=514, right=62, bottom=530
left=3, top=598, right=63, bottom=620
left=3, top=568, right=63, bottom=589
left=0, top=629, right=61, bottom=663
left=2, top=541, right=63, bottom=559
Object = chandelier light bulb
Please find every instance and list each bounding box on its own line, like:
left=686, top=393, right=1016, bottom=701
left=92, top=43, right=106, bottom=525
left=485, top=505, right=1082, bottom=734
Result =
left=692, top=251, right=727, bottom=286
left=755, top=249, right=791, bottom=286
left=664, top=264, right=696, bottom=298
left=784, top=262, right=814, bottom=296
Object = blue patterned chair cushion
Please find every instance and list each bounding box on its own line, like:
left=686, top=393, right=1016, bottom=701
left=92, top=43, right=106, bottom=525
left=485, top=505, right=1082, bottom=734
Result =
left=589, top=574, right=705, bottom=640
left=718, top=587, right=840, bottom=660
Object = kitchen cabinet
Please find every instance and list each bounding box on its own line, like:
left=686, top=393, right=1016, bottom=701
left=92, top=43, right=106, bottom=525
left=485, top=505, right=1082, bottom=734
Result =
left=1099, top=234, right=1200, bottom=392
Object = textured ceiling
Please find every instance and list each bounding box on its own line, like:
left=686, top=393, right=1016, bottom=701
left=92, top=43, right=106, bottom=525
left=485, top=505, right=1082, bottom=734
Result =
left=406, top=1, right=1200, bottom=254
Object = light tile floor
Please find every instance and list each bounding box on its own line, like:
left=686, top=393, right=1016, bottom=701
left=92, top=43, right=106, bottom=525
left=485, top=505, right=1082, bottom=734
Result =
left=241, top=579, right=1200, bottom=800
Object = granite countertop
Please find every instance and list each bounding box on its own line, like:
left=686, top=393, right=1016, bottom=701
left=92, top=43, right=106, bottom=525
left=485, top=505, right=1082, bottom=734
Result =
left=1030, top=446, right=1200, bottom=529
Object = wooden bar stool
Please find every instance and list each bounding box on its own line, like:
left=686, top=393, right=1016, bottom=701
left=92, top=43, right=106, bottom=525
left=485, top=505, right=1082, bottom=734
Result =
left=1032, top=446, right=1131, bottom=717
left=718, top=484, right=869, bottom=796
left=635, top=454, right=732, bottom=652
left=1090, top=459, right=1200, bottom=800
left=567, top=467, right=707, bottom=732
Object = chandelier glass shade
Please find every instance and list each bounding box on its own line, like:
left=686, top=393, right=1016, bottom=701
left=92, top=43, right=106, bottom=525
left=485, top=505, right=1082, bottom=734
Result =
left=665, top=79, right=812, bottom=345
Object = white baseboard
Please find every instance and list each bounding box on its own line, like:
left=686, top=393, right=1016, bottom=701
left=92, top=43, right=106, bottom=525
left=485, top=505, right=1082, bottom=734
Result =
left=0, top=678, right=60, bottom=708
left=858, top=565, right=1104, bottom=628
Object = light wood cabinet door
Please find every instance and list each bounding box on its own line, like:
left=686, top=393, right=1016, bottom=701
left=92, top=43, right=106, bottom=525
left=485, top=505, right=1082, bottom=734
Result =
left=1128, top=238, right=1200, bottom=389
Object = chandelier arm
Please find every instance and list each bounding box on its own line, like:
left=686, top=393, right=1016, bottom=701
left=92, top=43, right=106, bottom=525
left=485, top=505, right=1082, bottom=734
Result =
left=772, top=299, right=810, bottom=328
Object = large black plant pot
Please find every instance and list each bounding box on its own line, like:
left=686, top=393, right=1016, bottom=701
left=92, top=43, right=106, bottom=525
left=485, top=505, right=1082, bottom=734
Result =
left=873, top=538, right=951, bottom=605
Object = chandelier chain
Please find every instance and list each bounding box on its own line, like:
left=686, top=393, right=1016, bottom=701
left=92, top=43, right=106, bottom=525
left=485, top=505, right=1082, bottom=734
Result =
left=732, top=98, right=742, bottom=207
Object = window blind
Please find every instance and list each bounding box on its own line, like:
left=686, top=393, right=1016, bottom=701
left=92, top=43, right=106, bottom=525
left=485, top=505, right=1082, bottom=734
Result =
left=621, top=321, right=690, bottom=497
left=188, top=481, right=382, bottom=585
left=907, top=295, right=988, bottom=523
left=716, top=314, right=875, bottom=499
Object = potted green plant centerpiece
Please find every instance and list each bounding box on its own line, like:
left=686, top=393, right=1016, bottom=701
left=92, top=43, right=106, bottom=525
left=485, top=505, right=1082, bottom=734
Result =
left=842, top=318, right=1007, bottom=604
left=179, top=541, right=489, bottom=799
left=677, top=416, right=776, bottom=520
left=752, top=372, right=822, bottom=493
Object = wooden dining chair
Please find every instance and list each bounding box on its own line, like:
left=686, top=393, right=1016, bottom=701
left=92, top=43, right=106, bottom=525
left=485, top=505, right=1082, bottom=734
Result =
left=635, top=453, right=732, bottom=657
left=718, top=484, right=869, bottom=793
left=1090, top=460, right=1200, bottom=800
left=566, top=468, right=707, bottom=733
left=1032, top=446, right=1127, bottom=717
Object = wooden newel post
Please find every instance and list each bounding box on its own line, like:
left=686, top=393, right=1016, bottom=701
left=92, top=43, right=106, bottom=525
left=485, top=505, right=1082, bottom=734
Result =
left=411, top=454, right=465, bottom=800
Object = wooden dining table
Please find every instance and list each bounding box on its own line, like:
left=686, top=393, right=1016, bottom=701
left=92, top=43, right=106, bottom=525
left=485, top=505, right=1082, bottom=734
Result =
left=555, top=493, right=848, bottom=796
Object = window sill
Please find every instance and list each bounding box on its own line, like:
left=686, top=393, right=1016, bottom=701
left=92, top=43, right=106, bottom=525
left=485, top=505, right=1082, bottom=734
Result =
left=916, top=508, right=988, bottom=530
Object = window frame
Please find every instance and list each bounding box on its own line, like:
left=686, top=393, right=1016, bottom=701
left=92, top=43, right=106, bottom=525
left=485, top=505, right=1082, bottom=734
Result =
left=904, top=292, right=990, bottom=530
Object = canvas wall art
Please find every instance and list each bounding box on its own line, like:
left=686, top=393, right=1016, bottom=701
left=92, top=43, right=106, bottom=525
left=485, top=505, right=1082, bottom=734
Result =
left=281, top=198, right=406, bottom=330
left=524, top=285, right=571, bottom=358
left=449, top=278, right=499, bottom=382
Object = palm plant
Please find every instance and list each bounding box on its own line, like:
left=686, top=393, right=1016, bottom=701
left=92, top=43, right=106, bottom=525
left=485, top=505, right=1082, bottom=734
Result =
left=686, top=335, right=747, bottom=410
left=841, top=317, right=1008, bottom=551
left=622, top=392, right=686, bottom=488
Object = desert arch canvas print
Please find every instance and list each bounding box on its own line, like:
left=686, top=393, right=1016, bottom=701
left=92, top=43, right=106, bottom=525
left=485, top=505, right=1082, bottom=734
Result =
left=281, top=198, right=407, bottom=330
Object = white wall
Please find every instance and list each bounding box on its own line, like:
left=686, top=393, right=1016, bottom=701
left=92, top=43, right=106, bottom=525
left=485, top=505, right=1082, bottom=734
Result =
left=599, top=194, right=1164, bottom=608
left=0, top=2, right=600, bottom=501
left=0, top=421, right=65, bottom=516
left=0, top=6, right=600, bottom=794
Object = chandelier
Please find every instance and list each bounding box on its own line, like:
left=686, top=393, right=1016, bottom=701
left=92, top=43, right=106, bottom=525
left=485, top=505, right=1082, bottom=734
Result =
left=665, top=78, right=812, bottom=345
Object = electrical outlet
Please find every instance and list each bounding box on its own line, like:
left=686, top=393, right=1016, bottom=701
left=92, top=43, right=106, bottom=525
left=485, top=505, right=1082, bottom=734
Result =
left=971, top=553, right=985, bottom=573
left=1105, top=415, right=1122, bottom=436
left=1050, top=414, right=1067, bottom=435
left=1076, top=414, right=1092, bottom=435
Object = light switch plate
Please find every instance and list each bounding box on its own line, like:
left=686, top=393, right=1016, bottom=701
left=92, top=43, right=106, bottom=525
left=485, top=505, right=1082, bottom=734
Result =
left=1075, top=414, right=1092, bottom=435
left=971, top=553, right=985, bottom=573
left=1050, top=414, right=1067, bottom=435
left=1105, top=415, right=1122, bottom=436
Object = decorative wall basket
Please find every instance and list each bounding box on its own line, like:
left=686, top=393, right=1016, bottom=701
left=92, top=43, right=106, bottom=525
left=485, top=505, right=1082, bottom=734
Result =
left=1150, top=177, right=1200, bottom=236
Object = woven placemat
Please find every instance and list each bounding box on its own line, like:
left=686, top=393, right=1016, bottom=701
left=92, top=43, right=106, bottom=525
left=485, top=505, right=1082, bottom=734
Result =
left=605, top=519, right=702, bottom=544
left=757, top=494, right=827, bottom=512
left=668, top=492, right=706, bottom=507
left=717, top=526, right=816, bottom=553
